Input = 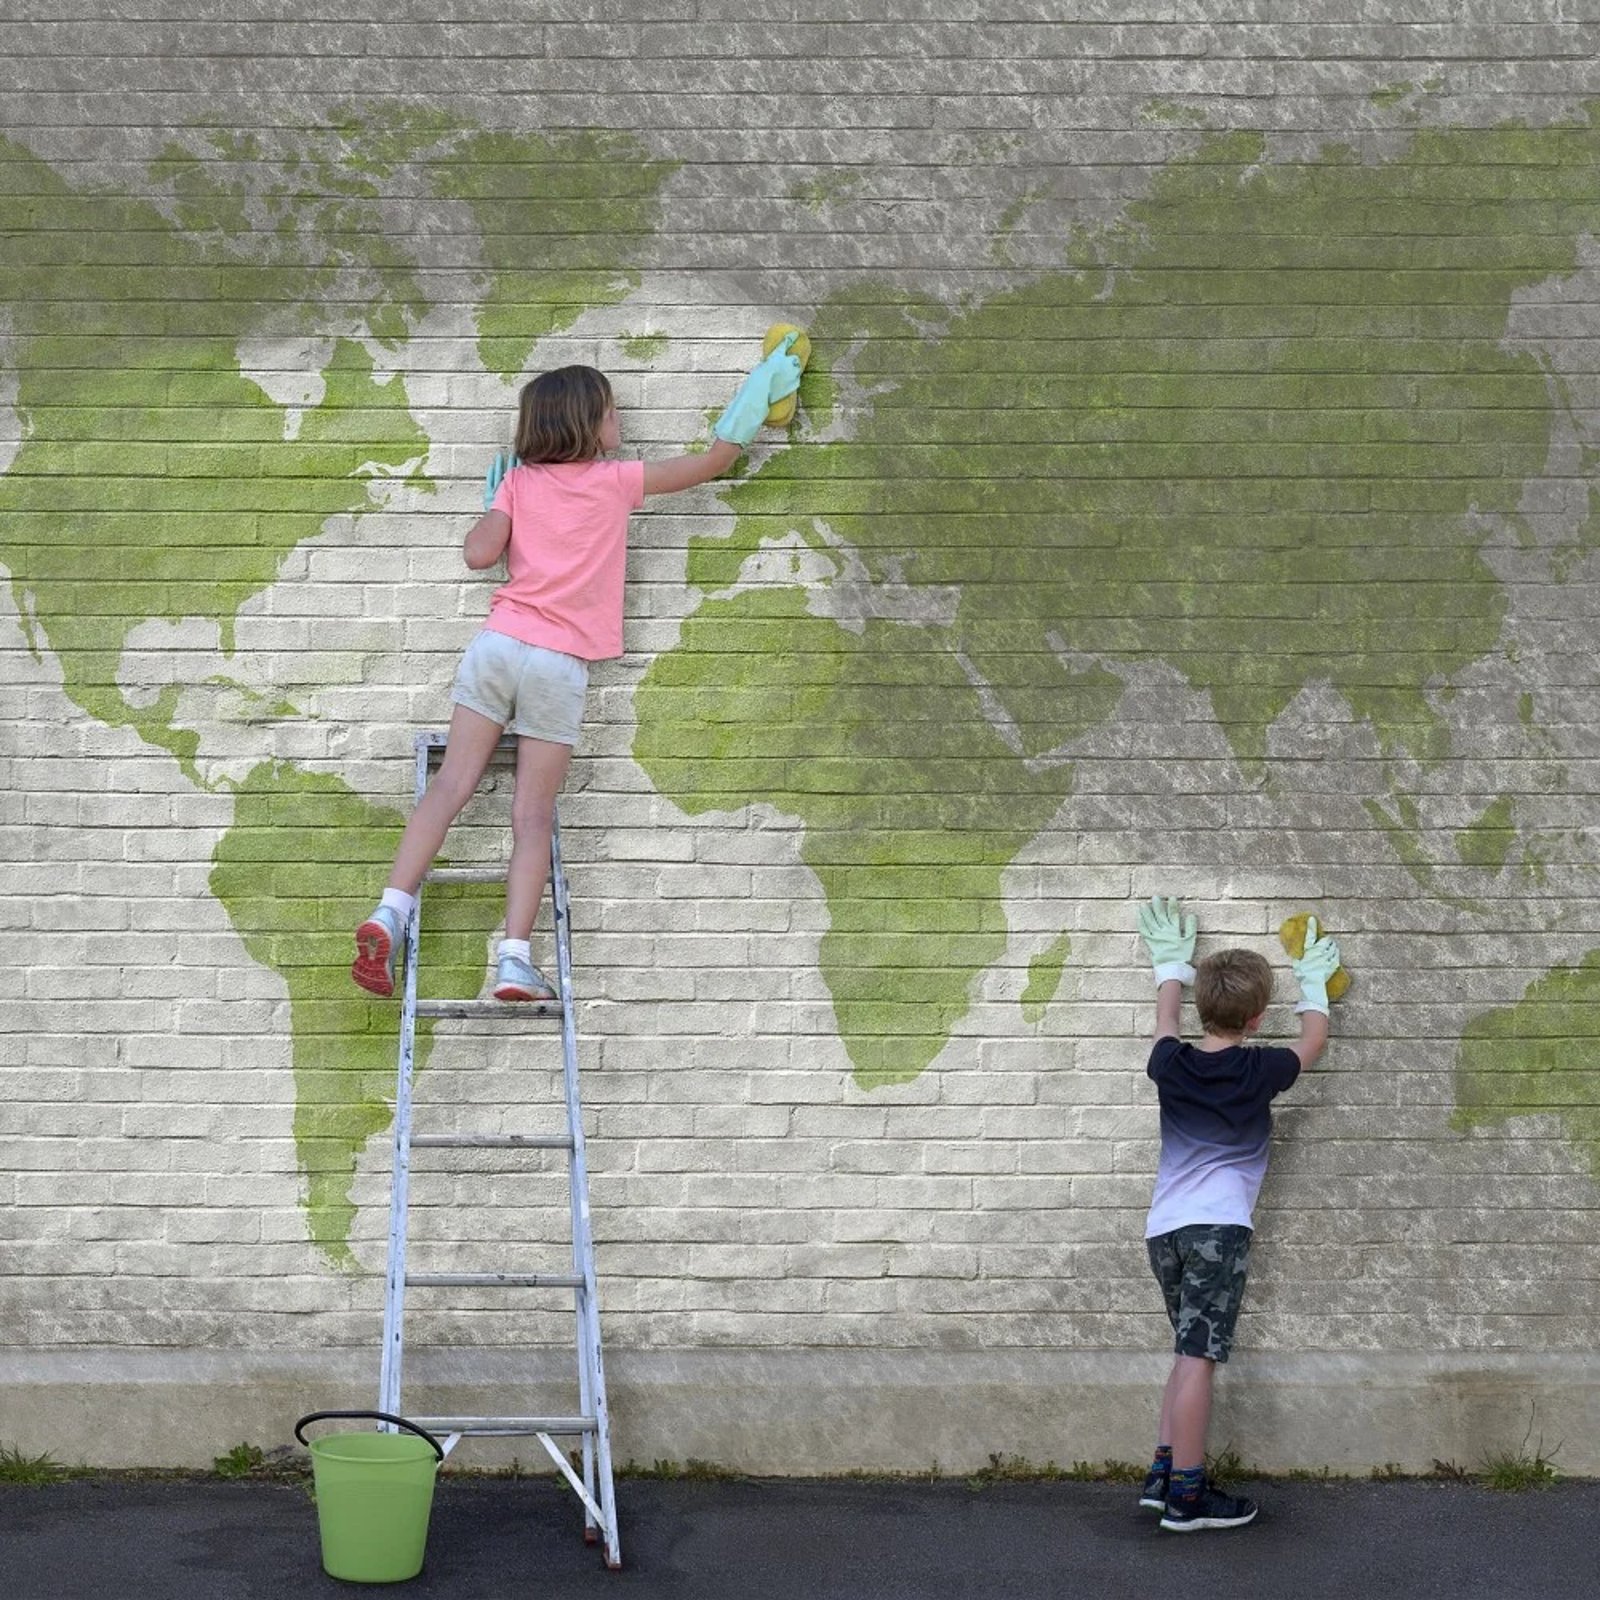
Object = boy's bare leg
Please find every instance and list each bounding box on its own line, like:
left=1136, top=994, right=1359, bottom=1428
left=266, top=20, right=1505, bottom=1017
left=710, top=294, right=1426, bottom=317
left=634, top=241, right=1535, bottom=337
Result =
left=1157, top=1356, right=1183, bottom=1449
left=504, top=735, right=574, bottom=941
left=1166, top=1354, right=1216, bottom=1469
left=386, top=704, right=505, bottom=895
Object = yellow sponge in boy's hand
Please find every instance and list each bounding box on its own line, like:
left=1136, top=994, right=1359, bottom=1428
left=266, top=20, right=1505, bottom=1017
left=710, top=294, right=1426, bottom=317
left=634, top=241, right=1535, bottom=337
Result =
left=1279, top=912, right=1351, bottom=1002
left=763, top=322, right=811, bottom=428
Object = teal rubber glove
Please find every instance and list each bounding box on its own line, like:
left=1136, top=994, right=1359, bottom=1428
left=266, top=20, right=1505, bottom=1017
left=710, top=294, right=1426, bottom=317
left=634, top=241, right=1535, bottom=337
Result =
left=483, top=450, right=514, bottom=511
left=1138, top=895, right=1197, bottom=986
left=713, top=334, right=803, bottom=446
left=1291, top=916, right=1341, bottom=1016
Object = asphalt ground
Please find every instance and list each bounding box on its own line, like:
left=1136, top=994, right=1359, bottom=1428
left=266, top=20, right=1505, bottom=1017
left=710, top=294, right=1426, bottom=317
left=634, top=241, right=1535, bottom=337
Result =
left=5, top=1474, right=1595, bottom=1599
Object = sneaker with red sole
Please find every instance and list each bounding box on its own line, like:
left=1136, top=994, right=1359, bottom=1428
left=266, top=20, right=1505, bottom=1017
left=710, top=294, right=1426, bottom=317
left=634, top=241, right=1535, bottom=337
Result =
left=352, top=905, right=405, bottom=998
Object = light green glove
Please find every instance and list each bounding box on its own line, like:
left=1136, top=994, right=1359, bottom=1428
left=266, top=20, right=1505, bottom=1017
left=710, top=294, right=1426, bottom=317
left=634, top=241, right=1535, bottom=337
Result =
left=1138, top=895, right=1197, bottom=986
left=1291, top=915, right=1341, bottom=1016
left=713, top=334, right=803, bottom=446
left=483, top=450, right=514, bottom=511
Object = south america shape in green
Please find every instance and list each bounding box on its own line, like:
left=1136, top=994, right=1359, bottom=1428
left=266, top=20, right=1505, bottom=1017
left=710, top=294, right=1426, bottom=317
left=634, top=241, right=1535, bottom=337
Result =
left=636, top=116, right=1600, bottom=1089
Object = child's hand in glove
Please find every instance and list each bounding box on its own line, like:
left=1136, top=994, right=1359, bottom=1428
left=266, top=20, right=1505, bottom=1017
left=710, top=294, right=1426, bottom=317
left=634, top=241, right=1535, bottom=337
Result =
left=1291, top=917, right=1341, bottom=1016
left=1138, top=895, right=1198, bottom=986
left=714, top=333, right=803, bottom=446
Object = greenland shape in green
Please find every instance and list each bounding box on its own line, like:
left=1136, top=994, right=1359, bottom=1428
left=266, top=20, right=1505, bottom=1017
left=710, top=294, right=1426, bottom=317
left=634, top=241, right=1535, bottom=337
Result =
left=637, top=112, right=1600, bottom=1088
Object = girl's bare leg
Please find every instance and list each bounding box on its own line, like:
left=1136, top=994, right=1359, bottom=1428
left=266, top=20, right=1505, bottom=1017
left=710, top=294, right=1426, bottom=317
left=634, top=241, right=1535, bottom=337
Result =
left=504, top=735, right=574, bottom=941
left=386, top=704, right=506, bottom=894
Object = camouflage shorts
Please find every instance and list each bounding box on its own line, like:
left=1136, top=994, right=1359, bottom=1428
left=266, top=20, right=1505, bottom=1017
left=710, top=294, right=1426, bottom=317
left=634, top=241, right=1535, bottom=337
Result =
left=1147, top=1223, right=1253, bottom=1363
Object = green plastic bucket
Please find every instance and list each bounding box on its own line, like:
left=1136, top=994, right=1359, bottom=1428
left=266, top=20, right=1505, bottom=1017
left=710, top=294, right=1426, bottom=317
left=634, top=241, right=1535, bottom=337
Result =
left=295, top=1410, right=444, bottom=1584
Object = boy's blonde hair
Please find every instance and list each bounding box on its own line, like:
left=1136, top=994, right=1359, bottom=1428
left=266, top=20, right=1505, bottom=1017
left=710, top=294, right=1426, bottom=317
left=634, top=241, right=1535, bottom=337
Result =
left=513, top=365, right=614, bottom=464
left=1195, top=949, right=1273, bottom=1034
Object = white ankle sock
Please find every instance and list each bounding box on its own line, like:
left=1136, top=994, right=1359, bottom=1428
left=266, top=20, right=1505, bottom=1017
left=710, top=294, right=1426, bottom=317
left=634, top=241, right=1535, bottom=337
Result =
left=380, top=888, right=417, bottom=919
left=498, top=938, right=532, bottom=964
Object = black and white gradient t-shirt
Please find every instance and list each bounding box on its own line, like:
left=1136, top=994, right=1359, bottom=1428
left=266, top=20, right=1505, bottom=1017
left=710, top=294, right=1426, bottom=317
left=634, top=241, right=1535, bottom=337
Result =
left=1144, top=1036, right=1301, bottom=1238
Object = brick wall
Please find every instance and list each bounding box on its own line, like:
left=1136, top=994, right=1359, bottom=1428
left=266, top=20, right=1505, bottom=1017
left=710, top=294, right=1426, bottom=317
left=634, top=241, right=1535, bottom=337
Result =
left=4, top=2, right=1600, bottom=1471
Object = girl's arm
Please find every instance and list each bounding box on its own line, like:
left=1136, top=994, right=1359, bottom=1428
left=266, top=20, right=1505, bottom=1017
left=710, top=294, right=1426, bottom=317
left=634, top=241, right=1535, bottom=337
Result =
left=642, top=438, right=742, bottom=497
left=464, top=509, right=512, bottom=570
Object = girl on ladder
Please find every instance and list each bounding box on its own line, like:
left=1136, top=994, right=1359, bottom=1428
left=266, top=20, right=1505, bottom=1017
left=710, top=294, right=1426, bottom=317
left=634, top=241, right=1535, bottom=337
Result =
left=352, top=337, right=802, bottom=1002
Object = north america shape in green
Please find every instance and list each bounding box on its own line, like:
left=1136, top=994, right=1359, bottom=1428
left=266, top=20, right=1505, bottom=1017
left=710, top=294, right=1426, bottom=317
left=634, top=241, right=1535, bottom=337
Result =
left=0, top=114, right=674, bottom=1259
left=635, top=115, right=1600, bottom=1090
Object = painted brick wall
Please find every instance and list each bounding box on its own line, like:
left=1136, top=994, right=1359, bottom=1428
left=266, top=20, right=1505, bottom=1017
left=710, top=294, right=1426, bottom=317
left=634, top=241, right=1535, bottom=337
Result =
left=4, top=2, right=1600, bottom=1472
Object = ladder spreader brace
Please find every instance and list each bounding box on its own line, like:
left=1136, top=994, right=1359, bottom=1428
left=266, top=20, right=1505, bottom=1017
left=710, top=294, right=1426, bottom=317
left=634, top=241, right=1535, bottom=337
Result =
left=377, top=730, right=620, bottom=1569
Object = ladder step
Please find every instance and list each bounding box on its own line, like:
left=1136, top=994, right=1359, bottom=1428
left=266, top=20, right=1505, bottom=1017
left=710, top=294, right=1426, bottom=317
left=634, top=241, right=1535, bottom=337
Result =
left=409, top=1415, right=597, bottom=1436
left=415, top=999, right=560, bottom=1019
left=411, top=1133, right=573, bottom=1150
left=405, top=1272, right=584, bottom=1289
left=424, top=866, right=503, bottom=884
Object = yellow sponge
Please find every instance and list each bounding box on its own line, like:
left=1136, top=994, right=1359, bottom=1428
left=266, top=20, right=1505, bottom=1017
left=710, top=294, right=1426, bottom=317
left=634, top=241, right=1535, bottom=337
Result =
left=763, top=322, right=811, bottom=428
left=1278, top=912, right=1351, bottom=1002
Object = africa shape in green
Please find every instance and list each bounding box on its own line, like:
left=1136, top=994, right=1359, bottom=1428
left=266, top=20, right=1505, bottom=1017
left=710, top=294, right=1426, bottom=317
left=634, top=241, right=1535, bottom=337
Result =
left=0, top=115, right=674, bottom=1261
left=635, top=115, right=1600, bottom=1097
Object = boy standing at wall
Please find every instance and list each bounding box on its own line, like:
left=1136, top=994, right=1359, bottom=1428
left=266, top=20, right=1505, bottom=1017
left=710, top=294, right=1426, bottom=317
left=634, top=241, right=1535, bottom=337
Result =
left=1134, top=897, right=1341, bottom=1531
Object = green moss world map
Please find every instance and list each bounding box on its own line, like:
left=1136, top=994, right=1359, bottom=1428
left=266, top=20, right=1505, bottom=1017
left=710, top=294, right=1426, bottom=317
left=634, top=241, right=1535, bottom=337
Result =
left=4, top=106, right=1598, bottom=1261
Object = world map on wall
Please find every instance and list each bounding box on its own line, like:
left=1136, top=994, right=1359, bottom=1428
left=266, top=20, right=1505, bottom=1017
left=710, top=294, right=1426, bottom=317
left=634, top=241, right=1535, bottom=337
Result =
left=3, top=102, right=1598, bottom=1262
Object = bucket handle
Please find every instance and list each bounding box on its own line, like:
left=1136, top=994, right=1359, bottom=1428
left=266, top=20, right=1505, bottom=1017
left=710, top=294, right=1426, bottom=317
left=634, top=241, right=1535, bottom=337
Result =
left=293, top=1410, right=445, bottom=1462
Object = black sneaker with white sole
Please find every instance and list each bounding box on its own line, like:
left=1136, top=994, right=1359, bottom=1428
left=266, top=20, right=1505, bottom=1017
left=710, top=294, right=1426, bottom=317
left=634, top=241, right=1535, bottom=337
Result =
left=1159, top=1482, right=1258, bottom=1532
left=1138, top=1468, right=1169, bottom=1511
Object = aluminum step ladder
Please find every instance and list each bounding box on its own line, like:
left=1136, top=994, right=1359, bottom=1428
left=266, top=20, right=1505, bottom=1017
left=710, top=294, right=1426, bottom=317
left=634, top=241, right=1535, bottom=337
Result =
left=377, top=730, right=620, bottom=1569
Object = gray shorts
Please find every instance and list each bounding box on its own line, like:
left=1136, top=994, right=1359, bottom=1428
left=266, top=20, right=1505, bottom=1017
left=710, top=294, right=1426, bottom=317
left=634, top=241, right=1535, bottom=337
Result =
left=1147, top=1223, right=1252, bottom=1363
left=450, top=629, right=589, bottom=746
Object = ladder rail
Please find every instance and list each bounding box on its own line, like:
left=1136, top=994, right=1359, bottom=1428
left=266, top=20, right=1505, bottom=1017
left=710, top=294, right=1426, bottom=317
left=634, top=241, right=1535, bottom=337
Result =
left=377, top=735, right=431, bottom=1418
left=552, top=819, right=614, bottom=1555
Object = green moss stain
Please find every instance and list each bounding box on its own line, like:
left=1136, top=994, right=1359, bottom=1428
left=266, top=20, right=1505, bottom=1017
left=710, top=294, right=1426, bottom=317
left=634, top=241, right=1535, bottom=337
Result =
left=1361, top=796, right=1488, bottom=915
left=432, top=130, right=676, bottom=381
left=1369, top=82, right=1414, bottom=109
left=991, top=189, right=1051, bottom=265
left=620, top=331, right=670, bottom=361
left=209, top=761, right=500, bottom=1264
left=1454, top=950, right=1600, bottom=1182
left=639, top=113, right=1600, bottom=1085
left=1140, top=100, right=1212, bottom=127
left=788, top=170, right=865, bottom=213
left=1455, top=795, right=1516, bottom=873
left=0, top=134, right=428, bottom=777
left=1021, top=935, right=1072, bottom=1025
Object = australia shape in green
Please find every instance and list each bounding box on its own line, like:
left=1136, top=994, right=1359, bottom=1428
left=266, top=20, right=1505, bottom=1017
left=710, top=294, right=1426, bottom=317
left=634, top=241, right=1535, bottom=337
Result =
left=1454, top=949, right=1600, bottom=1182
left=636, top=112, right=1600, bottom=1088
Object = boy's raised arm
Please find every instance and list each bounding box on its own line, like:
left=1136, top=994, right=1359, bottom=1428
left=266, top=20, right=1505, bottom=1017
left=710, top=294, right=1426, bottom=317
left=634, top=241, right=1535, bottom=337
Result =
left=1138, top=895, right=1197, bottom=1041
left=1287, top=916, right=1340, bottom=1068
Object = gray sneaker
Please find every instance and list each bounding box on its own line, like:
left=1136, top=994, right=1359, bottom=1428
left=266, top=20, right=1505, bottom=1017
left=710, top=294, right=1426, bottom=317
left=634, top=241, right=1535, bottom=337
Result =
left=352, top=904, right=405, bottom=998
left=492, top=951, right=557, bottom=1003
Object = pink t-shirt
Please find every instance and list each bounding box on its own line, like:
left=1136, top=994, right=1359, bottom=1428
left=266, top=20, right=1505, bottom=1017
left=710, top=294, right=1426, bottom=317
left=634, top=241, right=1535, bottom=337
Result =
left=485, top=458, right=646, bottom=661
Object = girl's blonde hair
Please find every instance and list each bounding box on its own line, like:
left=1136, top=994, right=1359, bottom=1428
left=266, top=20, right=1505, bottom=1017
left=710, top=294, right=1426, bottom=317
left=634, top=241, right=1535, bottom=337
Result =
left=513, top=366, right=614, bottom=464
